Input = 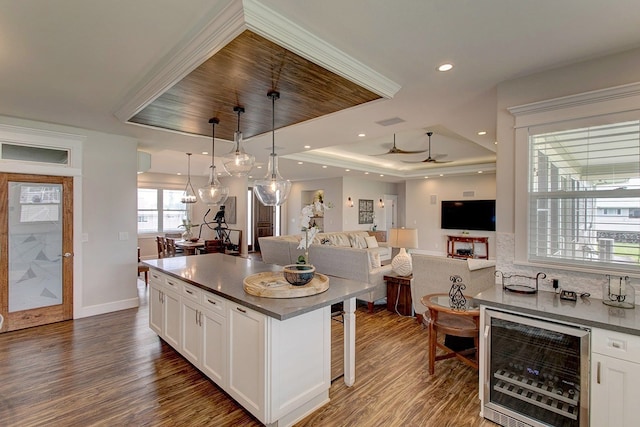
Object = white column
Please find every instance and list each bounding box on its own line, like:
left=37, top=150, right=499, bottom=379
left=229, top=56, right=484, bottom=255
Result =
left=343, top=297, right=356, bottom=386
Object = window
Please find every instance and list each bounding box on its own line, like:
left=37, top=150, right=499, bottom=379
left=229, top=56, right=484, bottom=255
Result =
left=137, top=188, right=186, bottom=233
left=527, top=120, right=640, bottom=270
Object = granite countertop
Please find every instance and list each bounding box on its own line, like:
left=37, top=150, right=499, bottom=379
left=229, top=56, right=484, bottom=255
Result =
left=143, top=253, right=376, bottom=321
left=475, top=285, right=640, bottom=336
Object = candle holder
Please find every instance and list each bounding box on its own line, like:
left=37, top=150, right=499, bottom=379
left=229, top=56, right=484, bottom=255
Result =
left=602, top=275, right=634, bottom=309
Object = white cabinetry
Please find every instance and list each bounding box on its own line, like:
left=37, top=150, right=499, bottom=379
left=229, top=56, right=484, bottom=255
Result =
left=180, top=284, right=228, bottom=387
left=148, top=270, right=181, bottom=348
left=148, top=272, right=331, bottom=426
left=591, top=328, right=640, bottom=427
left=228, top=302, right=266, bottom=419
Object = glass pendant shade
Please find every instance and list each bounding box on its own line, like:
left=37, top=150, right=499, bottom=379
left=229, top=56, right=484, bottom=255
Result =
left=181, top=152, right=197, bottom=204
left=222, top=106, right=254, bottom=176
left=198, top=117, right=229, bottom=206
left=254, top=154, right=291, bottom=206
left=198, top=166, right=229, bottom=206
left=253, top=90, right=291, bottom=206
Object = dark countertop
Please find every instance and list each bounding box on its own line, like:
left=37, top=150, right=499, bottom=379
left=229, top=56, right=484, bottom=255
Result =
left=475, top=285, right=640, bottom=336
left=143, top=253, right=376, bottom=321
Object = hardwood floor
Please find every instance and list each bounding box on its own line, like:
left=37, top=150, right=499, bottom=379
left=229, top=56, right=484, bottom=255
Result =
left=0, top=281, right=496, bottom=427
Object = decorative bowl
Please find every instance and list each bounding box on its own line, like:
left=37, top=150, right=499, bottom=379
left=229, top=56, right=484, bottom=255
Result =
left=283, top=264, right=316, bottom=286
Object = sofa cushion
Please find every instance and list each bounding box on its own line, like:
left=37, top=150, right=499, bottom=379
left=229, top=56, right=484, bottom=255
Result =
left=330, top=233, right=351, bottom=247
left=368, top=250, right=382, bottom=269
left=349, top=234, right=368, bottom=249
left=365, top=235, right=379, bottom=248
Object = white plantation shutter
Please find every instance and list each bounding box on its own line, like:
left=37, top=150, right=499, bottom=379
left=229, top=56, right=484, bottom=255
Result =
left=528, top=120, right=640, bottom=270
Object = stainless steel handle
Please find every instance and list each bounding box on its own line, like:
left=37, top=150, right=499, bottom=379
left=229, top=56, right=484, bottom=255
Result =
left=597, top=361, right=601, bottom=384
left=236, top=307, right=247, bottom=314
left=195, top=310, right=199, bottom=325
left=185, top=289, right=193, bottom=295
left=206, top=299, right=217, bottom=306
left=199, top=311, right=203, bottom=326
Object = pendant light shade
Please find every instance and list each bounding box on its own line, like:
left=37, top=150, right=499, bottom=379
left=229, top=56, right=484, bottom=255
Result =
left=180, top=152, right=197, bottom=204
left=198, top=117, right=229, bottom=206
left=253, top=91, right=291, bottom=206
left=222, top=106, right=255, bottom=176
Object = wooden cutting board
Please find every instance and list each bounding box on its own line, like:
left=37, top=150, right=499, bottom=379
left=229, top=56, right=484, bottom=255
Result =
left=243, top=271, right=329, bottom=298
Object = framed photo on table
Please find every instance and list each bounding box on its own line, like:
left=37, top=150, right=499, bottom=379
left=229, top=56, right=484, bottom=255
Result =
left=358, top=199, right=374, bottom=224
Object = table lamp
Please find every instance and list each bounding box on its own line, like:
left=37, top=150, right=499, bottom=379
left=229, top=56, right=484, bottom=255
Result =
left=388, top=227, right=418, bottom=276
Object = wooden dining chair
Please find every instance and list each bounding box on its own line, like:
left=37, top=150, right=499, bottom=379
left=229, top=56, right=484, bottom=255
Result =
left=165, top=238, right=177, bottom=257
left=197, top=239, right=223, bottom=255
left=137, top=247, right=149, bottom=286
left=156, top=236, right=166, bottom=258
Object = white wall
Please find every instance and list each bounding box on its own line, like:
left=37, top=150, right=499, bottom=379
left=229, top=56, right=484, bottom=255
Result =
left=496, top=46, right=640, bottom=297
left=405, top=174, right=497, bottom=256
left=287, top=178, right=343, bottom=234
left=0, top=115, right=139, bottom=318
left=342, top=177, right=398, bottom=232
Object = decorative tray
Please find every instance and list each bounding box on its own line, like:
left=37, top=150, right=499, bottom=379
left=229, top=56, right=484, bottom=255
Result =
left=243, top=271, right=329, bottom=299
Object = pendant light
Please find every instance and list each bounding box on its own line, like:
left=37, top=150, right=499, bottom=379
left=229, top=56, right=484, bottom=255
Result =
left=180, top=152, right=197, bottom=203
left=222, top=106, right=255, bottom=176
left=198, top=117, right=229, bottom=206
left=253, top=90, right=291, bottom=206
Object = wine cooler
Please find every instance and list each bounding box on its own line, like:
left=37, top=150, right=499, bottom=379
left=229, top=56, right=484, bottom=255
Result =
left=480, top=308, right=590, bottom=427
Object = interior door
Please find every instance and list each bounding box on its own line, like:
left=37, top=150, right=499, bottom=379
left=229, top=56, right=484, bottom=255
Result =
left=254, top=196, right=274, bottom=252
left=0, top=173, right=74, bottom=332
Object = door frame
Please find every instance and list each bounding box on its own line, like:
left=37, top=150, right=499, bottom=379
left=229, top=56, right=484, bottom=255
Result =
left=0, top=123, right=84, bottom=326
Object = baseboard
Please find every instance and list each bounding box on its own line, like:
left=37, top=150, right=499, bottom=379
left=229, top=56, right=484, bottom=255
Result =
left=75, top=297, right=140, bottom=319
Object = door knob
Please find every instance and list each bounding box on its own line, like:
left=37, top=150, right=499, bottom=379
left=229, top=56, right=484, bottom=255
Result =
left=63, top=253, right=73, bottom=258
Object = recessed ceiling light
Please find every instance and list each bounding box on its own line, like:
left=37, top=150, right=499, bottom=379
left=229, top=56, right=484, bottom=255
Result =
left=478, top=170, right=483, bottom=174
left=202, top=151, right=208, bottom=155
left=379, top=174, right=384, bottom=177
left=297, top=161, right=303, bottom=165
left=437, top=63, right=454, bottom=72
left=345, top=169, right=350, bottom=172
left=358, top=133, right=366, bottom=137
left=257, top=166, right=262, bottom=169
left=439, top=174, right=444, bottom=177
left=304, top=145, right=311, bottom=149
left=364, top=172, right=369, bottom=175
left=177, top=173, right=182, bottom=176
left=248, top=175, right=253, bottom=179
left=494, top=141, right=498, bottom=145
left=477, top=131, right=487, bottom=136
left=424, top=176, right=429, bottom=179
left=322, top=165, right=328, bottom=168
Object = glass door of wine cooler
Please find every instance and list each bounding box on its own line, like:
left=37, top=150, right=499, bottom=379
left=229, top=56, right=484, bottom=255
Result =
left=481, top=309, right=590, bottom=427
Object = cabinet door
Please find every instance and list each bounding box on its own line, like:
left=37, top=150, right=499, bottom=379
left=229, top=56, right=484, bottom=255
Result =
left=180, top=298, right=202, bottom=366
left=227, top=304, right=266, bottom=420
left=149, top=282, right=163, bottom=336
left=591, top=353, right=640, bottom=427
left=201, top=306, right=226, bottom=386
left=163, top=289, right=181, bottom=349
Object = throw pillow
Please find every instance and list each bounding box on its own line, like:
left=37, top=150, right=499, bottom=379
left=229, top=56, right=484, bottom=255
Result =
left=349, top=234, right=368, bottom=249
left=368, top=251, right=382, bottom=269
left=364, top=235, right=379, bottom=248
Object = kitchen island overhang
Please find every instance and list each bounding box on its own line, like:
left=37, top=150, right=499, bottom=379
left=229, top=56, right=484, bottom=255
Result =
left=143, top=253, right=376, bottom=426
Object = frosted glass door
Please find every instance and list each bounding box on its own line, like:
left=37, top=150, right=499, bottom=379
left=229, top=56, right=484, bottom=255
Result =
left=1, top=173, right=73, bottom=332
left=8, top=182, right=63, bottom=311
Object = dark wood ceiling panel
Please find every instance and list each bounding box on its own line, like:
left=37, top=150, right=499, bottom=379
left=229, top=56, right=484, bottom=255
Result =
left=129, top=30, right=381, bottom=140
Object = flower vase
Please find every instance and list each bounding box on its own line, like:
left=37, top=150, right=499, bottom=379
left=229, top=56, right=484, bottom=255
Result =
left=182, top=229, right=193, bottom=241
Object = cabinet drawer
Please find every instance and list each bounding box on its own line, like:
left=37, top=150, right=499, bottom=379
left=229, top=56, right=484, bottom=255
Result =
left=164, top=276, right=183, bottom=293
left=149, top=270, right=166, bottom=285
left=202, top=291, right=226, bottom=316
left=182, top=283, right=202, bottom=303
left=592, top=328, right=640, bottom=362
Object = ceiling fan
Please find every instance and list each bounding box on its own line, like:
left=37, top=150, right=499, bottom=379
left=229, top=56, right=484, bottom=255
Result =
left=371, top=134, right=427, bottom=156
left=404, top=132, right=450, bottom=163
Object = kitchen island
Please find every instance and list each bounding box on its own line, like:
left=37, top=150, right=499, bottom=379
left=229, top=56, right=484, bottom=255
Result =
left=143, top=253, right=376, bottom=427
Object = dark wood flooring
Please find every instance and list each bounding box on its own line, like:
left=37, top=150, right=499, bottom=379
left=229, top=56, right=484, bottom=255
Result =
left=0, top=280, right=496, bottom=427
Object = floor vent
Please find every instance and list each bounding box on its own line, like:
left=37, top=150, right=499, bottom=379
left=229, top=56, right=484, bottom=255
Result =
left=483, top=406, right=533, bottom=427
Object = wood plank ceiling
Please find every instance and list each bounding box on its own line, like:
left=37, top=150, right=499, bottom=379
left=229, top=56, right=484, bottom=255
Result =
left=130, top=30, right=381, bottom=140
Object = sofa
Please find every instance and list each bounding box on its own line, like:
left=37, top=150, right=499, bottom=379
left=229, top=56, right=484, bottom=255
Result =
left=259, top=231, right=393, bottom=311
left=410, top=254, right=496, bottom=319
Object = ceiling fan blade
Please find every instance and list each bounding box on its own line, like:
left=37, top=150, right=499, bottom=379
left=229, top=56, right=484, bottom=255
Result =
left=369, top=134, right=427, bottom=156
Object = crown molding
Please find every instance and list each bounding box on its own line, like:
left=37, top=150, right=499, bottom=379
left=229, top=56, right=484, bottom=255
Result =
left=113, top=0, right=246, bottom=122
left=242, top=0, right=400, bottom=99
left=114, top=0, right=400, bottom=123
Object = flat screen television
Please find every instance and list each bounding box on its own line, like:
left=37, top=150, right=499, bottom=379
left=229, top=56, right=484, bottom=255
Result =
left=441, top=200, right=496, bottom=231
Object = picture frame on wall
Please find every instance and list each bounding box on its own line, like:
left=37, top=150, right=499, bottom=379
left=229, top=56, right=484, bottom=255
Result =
left=358, top=199, right=374, bottom=224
